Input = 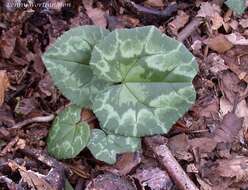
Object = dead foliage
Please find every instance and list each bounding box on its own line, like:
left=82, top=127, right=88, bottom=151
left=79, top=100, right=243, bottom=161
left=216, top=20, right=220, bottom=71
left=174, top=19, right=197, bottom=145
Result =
left=1, top=0, right=248, bottom=189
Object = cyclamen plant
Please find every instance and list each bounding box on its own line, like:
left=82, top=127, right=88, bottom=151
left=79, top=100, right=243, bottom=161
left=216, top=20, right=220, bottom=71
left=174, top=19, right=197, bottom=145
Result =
left=42, top=25, right=198, bottom=164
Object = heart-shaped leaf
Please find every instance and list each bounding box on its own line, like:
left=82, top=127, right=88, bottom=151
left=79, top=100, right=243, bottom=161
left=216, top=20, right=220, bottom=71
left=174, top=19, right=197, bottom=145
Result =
left=47, top=105, right=90, bottom=159
left=90, top=26, right=197, bottom=137
left=87, top=129, right=141, bottom=164
left=42, top=25, right=109, bottom=107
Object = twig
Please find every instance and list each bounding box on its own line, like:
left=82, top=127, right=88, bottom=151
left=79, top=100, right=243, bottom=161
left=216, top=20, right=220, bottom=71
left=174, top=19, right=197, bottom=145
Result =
left=0, top=175, right=17, bottom=189
left=121, top=0, right=177, bottom=19
left=11, top=114, right=55, bottom=129
left=20, top=148, right=64, bottom=169
left=177, top=17, right=203, bottom=42
left=0, top=176, right=13, bottom=184
left=177, top=1, right=224, bottom=42
left=144, top=136, right=199, bottom=190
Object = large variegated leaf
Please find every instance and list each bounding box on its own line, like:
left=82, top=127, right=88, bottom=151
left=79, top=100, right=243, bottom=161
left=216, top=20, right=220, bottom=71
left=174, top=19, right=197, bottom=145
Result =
left=42, top=25, right=109, bottom=107
left=47, top=105, right=90, bottom=159
left=90, top=26, right=198, bottom=137
left=87, top=129, right=141, bottom=164
left=225, top=0, right=246, bottom=15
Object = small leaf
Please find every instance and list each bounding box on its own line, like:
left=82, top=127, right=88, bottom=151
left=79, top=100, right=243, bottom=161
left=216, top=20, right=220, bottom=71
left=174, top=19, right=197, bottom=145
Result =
left=65, top=179, right=74, bottom=190
left=87, top=129, right=141, bottom=164
left=47, top=105, right=90, bottom=159
left=42, top=25, right=109, bottom=107
left=225, top=0, right=246, bottom=15
left=0, top=140, right=6, bottom=149
left=90, top=26, right=197, bottom=137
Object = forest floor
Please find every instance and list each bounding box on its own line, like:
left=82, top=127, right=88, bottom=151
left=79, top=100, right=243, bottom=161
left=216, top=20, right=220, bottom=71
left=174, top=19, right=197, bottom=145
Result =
left=1, top=0, right=248, bottom=189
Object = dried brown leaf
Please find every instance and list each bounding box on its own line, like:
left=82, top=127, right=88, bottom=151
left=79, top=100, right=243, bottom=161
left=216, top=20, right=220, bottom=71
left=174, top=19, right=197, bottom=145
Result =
left=168, top=134, right=189, bottom=153
left=235, top=100, right=248, bottom=132
left=81, top=108, right=98, bottom=129
left=219, top=97, right=233, bottom=116
left=15, top=98, right=37, bottom=116
left=8, top=161, right=54, bottom=190
left=207, top=53, right=228, bottom=74
left=221, top=46, right=248, bottom=83
left=134, top=167, right=173, bottom=190
left=194, top=95, right=220, bottom=118
left=0, top=27, right=18, bottom=58
left=121, top=15, right=140, bottom=27
left=240, top=18, right=248, bottom=28
left=82, top=0, right=107, bottom=28
left=218, top=71, right=243, bottom=103
left=225, top=33, right=248, bottom=45
left=214, top=112, right=243, bottom=143
left=0, top=70, right=10, bottom=106
left=144, top=0, right=164, bottom=7
left=189, top=137, right=217, bottom=153
left=229, top=20, right=239, bottom=30
left=168, top=11, right=189, bottom=35
left=196, top=176, right=213, bottom=190
left=191, top=40, right=202, bottom=55
left=106, top=15, right=140, bottom=30
left=197, top=2, right=223, bottom=30
left=114, top=152, right=142, bottom=175
left=205, top=156, right=248, bottom=186
left=211, top=14, right=224, bottom=30
left=85, top=173, right=136, bottom=190
left=186, top=163, right=198, bottom=174
left=97, top=152, right=141, bottom=178
left=205, top=34, right=233, bottom=53
left=38, top=74, right=55, bottom=97
left=168, top=134, right=193, bottom=162
left=236, top=100, right=248, bottom=118
left=0, top=104, right=15, bottom=127
left=197, top=2, right=221, bottom=18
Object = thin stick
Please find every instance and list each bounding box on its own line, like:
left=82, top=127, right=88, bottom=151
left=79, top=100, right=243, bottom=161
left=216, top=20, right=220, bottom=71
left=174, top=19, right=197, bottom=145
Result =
left=122, top=0, right=177, bottom=18
left=177, top=1, right=224, bottom=42
left=131, top=2, right=177, bottom=18
left=145, top=136, right=199, bottom=190
left=0, top=175, right=16, bottom=187
left=177, top=18, right=203, bottom=42
left=11, top=114, right=55, bottom=129
left=20, top=148, right=65, bottom=169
